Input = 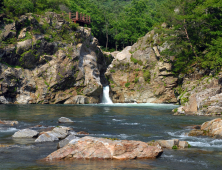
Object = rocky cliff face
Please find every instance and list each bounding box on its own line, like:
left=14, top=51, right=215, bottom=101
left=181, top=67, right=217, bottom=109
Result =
left=173, top=71, right=222, bottom=116
left=0, top=12, right=108, bottom=104
left=105, top=30, right=178, bottom=103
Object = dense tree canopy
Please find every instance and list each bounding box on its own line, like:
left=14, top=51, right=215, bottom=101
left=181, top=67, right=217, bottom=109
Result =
left=0, top=0, right=222, bottom=73
left=159, top=0, right=222, bottom=74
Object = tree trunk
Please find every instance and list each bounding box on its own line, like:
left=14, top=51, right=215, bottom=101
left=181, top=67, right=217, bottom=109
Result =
left=183, top=19, right=198, bottom=59
left=115, top=29, right=117, bottom=51
left=106, top=23, right=108, bottom=51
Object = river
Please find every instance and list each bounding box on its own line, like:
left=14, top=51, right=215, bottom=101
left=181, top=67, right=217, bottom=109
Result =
left=0, top=104, right=222, bottom=170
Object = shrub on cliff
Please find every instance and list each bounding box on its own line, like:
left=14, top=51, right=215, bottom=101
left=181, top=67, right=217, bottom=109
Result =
left=143, top=70, right=151, bottom=83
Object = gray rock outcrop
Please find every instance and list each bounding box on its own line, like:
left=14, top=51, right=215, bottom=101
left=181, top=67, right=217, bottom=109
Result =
left=35, top=132, right=59, bottom=142
left=35, top=126, right=72, bottom=142
left=0, top=13, right=109, bottom=104
left=105, top=31, right=177, bottom=103
left=173, top=73, right=222, bottom=116
left=57, top=134, right=79, bottom=148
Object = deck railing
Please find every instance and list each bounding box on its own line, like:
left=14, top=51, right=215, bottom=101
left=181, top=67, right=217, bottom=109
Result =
left=69, top=12, right=91, bottom=25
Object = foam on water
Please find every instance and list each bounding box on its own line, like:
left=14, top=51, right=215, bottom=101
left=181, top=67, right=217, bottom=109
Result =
left=168, top=129, right=222, bottom=148
left=121, top=123, right=140, bottom=125
left=91, top=133, right=136, bottom=139
left=112, top=119, right=124, bottom=122
left=161, top=154, right=208, bottom=167
left=0, top=127, right=17, bottom=132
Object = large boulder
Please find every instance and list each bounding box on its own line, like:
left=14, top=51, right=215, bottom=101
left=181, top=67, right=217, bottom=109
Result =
left=51, top=126, right=73, bottom=139
left=45, top=136, right=163, bottom=160
left=12, top=129, right=39, bottom=138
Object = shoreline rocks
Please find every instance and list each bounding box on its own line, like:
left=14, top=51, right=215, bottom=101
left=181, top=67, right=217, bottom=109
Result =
left=188, top=118, right=222, bottom=138
left=45, top=136, right=163, bottom=160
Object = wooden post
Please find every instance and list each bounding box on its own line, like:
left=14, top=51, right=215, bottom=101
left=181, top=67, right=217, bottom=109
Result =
left=76, top=11, right=78, bottom=21
left=80, top=13, right=82, bottom=20
left=69, top=12, right=71, bottom=20
left=86, top=15, right=88, bottom=23
left=89, top=16, right=91, bottom=23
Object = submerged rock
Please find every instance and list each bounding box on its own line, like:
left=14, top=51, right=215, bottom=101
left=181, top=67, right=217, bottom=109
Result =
left=45, top=136, right=163, bottom=160
left=76, top=131, right=89, bottom=135
left=0, top=120, right=18, bottom=126
left=148, top=139, right=189, bottom=149
left=58, top=117, right=73, bottom=123
left=188, top=129, right=204, bottom=136
left=12, top=129, right=39, bottom=138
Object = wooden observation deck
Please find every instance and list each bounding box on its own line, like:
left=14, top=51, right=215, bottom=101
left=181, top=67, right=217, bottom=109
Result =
left=69, top=12, right=91, bottom=25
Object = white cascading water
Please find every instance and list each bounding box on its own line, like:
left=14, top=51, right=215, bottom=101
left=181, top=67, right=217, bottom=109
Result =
left=101, top=86, right=113, bottom=104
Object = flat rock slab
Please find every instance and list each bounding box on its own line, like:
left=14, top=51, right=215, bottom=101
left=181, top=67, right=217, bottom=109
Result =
left=45, top=136, right=163, bottom=160
left=58, top=117, right=73, bottom=123
left=35, top=132, right=59, bottom=142
left=12, top=129, right=39, bottom=138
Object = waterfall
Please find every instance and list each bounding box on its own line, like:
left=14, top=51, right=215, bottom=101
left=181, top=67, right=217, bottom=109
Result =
left=101, top=86, right=113, bottom=104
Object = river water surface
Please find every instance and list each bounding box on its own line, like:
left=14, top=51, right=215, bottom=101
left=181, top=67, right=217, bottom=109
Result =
left=0, top=104, right=222, bottom=170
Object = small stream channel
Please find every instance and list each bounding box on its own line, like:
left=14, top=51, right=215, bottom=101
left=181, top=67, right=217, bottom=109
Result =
left=0, top=104, right=222, bottom=170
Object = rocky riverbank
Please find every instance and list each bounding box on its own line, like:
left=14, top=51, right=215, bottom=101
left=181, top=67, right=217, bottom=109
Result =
left=188, top=118, right=222, bottom=138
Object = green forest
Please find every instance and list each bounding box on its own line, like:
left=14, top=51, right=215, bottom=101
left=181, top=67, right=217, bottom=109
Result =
left=0, top=0, right=222, bottom=74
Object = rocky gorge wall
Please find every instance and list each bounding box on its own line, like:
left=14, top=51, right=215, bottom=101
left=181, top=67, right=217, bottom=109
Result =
left=1, top=12, right=222, bottom=115
left=104, top=28, right=222, bottom=116
left=0, top=12, right=109, bottom=104
left=105, top=30, right=178, bottom=103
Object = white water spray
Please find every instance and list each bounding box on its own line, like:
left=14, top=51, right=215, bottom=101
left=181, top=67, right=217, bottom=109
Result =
left=101, top=86, right=113, bottom=104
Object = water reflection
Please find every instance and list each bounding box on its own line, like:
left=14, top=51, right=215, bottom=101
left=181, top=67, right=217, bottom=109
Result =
left=40, top=159, right=155, bottom=170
